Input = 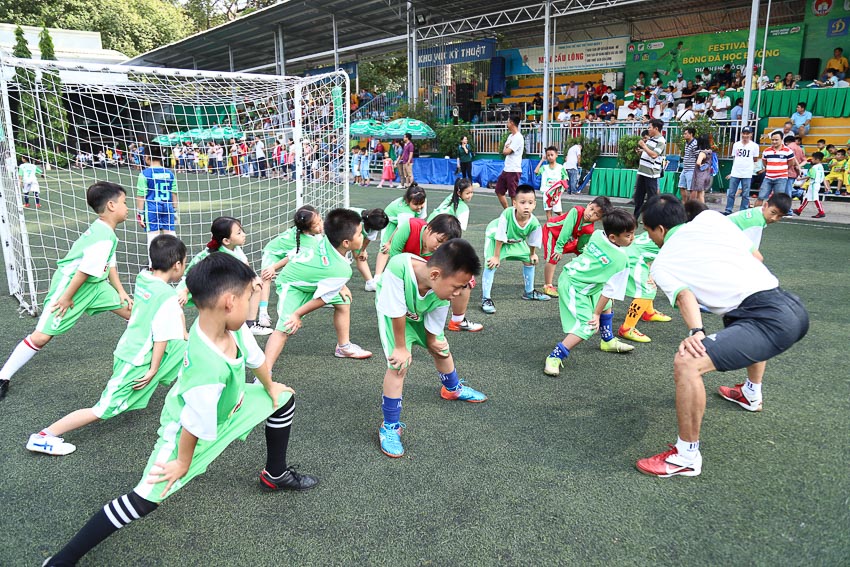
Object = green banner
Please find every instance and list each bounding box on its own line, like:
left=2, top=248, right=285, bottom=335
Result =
left=802, top=0, right=850, bottom=62
left=625, top=24, right=805, bottom=87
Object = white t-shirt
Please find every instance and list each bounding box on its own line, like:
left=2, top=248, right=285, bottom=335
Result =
left=557, top=111, right=570, bottom=122
left=650, top=211, right=779, bottom=316
left=504, top=132, right=524, bottom=173
left=712, top=96, right=731, bottom=119
left=565, top=145, right=581, bottom=169
left=255, top=140, right=266, bottom=158
left=730, top=141, right=760, bottom=178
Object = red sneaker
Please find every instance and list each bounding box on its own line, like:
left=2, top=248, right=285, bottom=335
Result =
left=718, top=383, right=762, bottom=412
left=636, top=445, right=702, bottom=478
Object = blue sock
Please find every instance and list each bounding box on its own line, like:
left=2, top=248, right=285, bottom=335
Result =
left=600, top=313, right=614, bottom=341
left=522, top=264, right=535, bottom=294
left=482, top=267, right=496, bottom=299
left=439, top=368, right=460, bottom=390
left=259, top=300, right=268, bottom=310
left=549, top=343, right=570, bottom=360
left=381, top=395, right=402, bottom=425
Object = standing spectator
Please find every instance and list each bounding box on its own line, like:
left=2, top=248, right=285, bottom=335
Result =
left=400, top=133, right=415, bottom=189
left=713, top=64, right=733, bottom=88
left=254, top=135, right=267, bottom=178
left=822, top=47, right=849, bottom=80
left=391, top=139, right=403, bottom=188
left=458, top=135, right=473, bottom=180
left=373, top=139, right=385, bottom=168
left=730, top=98, right=745, bottom=128
left=677, top=100, right=695, bottom=122
left=785, top=134, right=805, bottom=211
left=756, top=131, right=796, bottom=209
left=724, top=127, right=760, bottom=214
left=564, top=141, right=581, bottom=195
left=594, top=80, right=607, bottom=101
left=660, top=102, right=675, bottom=128
left=692, top=95, right=707, bottom=117
left=564, top=81, right=579, bottom=110
left=632, top=118, right=666, bottom=218
left=712, top=87, right=731, bottom=120
left=678, top=127, right=697, bottom=204
left=581, top=82, right=594, bottom=112
left=790, top=103, right=812, bottom=136
left=229, top=139, right=240, bottom=176
left=495, top=116, right=524, bottom=209
left=690, top=135, right=714, bottom=203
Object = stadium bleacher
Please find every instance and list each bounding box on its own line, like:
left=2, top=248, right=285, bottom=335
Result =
left=760, top=116, right=850, bottom=150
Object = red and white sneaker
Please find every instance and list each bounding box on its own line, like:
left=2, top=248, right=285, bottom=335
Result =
left=636, top=445, right=702, bottom=478
left=334, top=342, right=373, bottom=359
left=718, top=383, right=763, bottom=412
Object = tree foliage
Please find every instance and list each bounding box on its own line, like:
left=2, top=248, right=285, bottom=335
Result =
left=357, top=57, right=408, bottom=94
left=38, top=27, right=69, bottom=167
left=617, top=135, right=642, bottom=169
left=11, top=27, right=39, bottom=162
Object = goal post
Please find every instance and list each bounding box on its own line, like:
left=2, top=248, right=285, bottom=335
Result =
left=0, top=56, right=349, bottom=315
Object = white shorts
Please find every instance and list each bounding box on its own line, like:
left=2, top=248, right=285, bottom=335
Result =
left=543, top=199, right=563, bottom=213
left=22, top=181, right=39, bottom=194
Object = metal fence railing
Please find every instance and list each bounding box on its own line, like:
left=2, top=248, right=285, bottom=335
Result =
left=351, top=92, right=407, bottom=122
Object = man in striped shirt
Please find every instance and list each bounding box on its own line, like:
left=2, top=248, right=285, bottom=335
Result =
left=678, top=127, right=697, bottom=204
left=633, top=119, right=666, bottom=219
left=756, top=131, right=798, bottom=210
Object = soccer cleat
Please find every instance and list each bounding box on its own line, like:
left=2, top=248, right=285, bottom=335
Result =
left=0, top=379, right=8, bottom=401
left=481, top=298, right=496, bottom=314
left=544, top=355, right=563, bottom=376
left=718, top=383, right=763, bottom=412
left=599, top=337, right=635, bottom=353
left=542, top=284, right=559, bottom=297
left=258, top=313, right=272, bottom=328
left=641, top=310, right=672, bottom=322
left=249, top=323, right=273, bottom=336
left=813, top=212, right=826, bottom=218
left=23, top=203, right=29, bottom=208
left=334, top=342, right=373, bottom=359
left=636, top=445, right=702, bottom=478
left=259, top=466, right=319, bottom=491
left=379, top=422, right=406, bottom=457
left=618, top=326, right=651, bottom=343
left=364, top=279, right=377, bottom=292
left=522, top=290, right=551, bottom=301
left=26, top=433, right=76, bottom=456
left=447, top=318, right=483, bottom=332
left=440, top=380, right=488, bottom=402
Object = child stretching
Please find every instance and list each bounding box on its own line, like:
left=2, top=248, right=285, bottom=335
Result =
left=615, top=231, right=673, bottom=344
left=26, top=235, right=188, bottom=455
left=541, top=196, right=612, bottom=297
left=729, top=193, right=792, bottom=253
left=258, top=206, right=324, bottom=327
left=376, top=239, right=487, bottom=458
left=374, top=185, right=428, bottom=276
left=264, top=208, right=373, bottom=368
left=534, top=145, right=567, bottom=219
left=0, top=182, right=133, bottom=401
left=794, top=151, right=826, bottom=218
left=377, top=152, right=395, bottom=188
left=481, top=184, right=548, bottom=314
left=544, top=209, right=637, bottom=377
left=350, top=207, right=390, bottom=292
left=43, top=253, right=317, bottom=566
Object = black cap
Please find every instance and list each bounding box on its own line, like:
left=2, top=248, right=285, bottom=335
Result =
left=741, top=127, right=754, bottom=133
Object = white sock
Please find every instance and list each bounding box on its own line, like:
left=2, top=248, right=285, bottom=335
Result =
left=451, top=313, right=465, bottom=323
left=675, top=437, right=700, bottom=460
left=259, top=306, right=269, bottom=317
left=743, top=379, right=762, bottom=400
left=0, top=336, right=41, bottom=381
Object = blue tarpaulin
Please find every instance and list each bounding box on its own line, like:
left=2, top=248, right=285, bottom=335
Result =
left=409, top=157, right=543, bottom=189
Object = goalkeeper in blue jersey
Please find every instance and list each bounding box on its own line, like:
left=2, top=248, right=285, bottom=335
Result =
left=136, top=145, right=178, bottom=248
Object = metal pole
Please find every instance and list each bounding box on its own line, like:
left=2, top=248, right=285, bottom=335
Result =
left=755, top=0, right=773, bottom=129
left=541, top=0, right=551, bottom=149
left=228, top=45, right=234, bottom=72
left=741, top=0, right=759, bottom=130
left=332, top=14, right=339, bottom=69
left=277, top=23, right=286, bottom=75
left=412, top=10, right=419, bottom=105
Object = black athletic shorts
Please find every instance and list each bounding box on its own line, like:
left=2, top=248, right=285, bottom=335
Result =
left=703, top=288, right=809, bottom=372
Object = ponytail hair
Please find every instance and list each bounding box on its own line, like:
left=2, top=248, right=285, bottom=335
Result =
left=451, top=178, right=472, bottom=213
left=362, top=208, right=389, bottom=232
left=403, top=183, right=427, bottom=207
left=292, top=205, right=318, bottom=253
left=207, top=216, right=241, bottom=252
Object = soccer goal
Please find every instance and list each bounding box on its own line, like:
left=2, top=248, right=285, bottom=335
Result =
left=0, top=56, right=349, bottom=315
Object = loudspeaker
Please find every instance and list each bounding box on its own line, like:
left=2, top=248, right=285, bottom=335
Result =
left=458, top=101, right=481, bottom=122
left=456, top=83, right=475, bottom=102
left=799, top=58, right=820, bottom=81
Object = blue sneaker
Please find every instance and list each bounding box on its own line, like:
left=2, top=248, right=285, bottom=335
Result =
left=440, top=380, right=488, bottom=402
left=379, top=422, right=406, bottom=458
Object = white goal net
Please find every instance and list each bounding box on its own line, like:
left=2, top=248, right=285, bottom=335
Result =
left=0, top=57, right=349, bottom=315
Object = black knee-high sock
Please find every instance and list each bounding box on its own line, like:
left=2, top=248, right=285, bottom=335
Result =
left=23, top=193, right=29, bottom=206
left=48, top=491, right=157, bottom=565
left=265, top=396, right=295, bottom=477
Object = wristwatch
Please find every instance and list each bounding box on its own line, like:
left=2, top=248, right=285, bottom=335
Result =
left=688, top=327, right=705, bottom=337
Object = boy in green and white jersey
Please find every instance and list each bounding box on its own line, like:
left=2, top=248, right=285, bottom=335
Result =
left=26, top=235, right=189, bottom=455
left=615, top=232, right=673, bottom=345
left=0, top=182, right=133, bottom=401
left=376, top=239, right=488, bottom=458
left=544, top=210, right=638, bottom=376
left=349, top=207, right=389, bottom=292
left=534, top=145, right=567, bottom=218
left=44, top=253, right=317, bottom=566
left=263, top=208, right=373, bottom=368
left=729, top=193, right=792, bottom=253
left=18, top=155, right=44, bottom=208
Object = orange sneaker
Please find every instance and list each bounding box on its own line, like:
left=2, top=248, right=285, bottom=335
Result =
left=447, top=318, right=483, bottom=332
left=542, top=284, right=559, bottom=297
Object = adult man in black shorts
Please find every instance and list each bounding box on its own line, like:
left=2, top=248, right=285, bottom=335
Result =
left=495, top=116, right=524, bottom=209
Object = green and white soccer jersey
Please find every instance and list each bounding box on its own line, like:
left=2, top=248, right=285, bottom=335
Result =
left=558, top=230, right=628, bottom=338
left=427, top=194, right=470, bottom=231
left=36, top=219, right=122, bottom=336
left=134, top=323, right=289, bottom=503
left=375, top=254, right=449, bottom=366
left=539, top=162, right=566, bottom=212
left=624, top=232, right=660, bottom=299
left=381, top=197, right=427, bottom=247
left=18, top=162, right=41, bottom=192
left=274, top=236, right=352, bottom=331
left=728, top=208, right=766, bottom=251
left=484, top=207, right=543, bottom=262
left=261, top=227, right=321, bottom=269
left=178, top=245, right=249, bottom=301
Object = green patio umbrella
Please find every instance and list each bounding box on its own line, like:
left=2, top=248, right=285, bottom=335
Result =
left=350, top=119, right=386, bottom=137
left=152, top=132, right=183, bottom=145
left=383, top=118, right=436, bottom=139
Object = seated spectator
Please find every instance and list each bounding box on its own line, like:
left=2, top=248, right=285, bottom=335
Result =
left=730, top=98, right=745, bottom=127
left=672, top=74, right=686, bottom=100
left=594, top=80, right=607, bottom=100
left=564, top=81, right=579, bottom=110
left=713, top=64, right=733, bottom=88
left=597, top=96, right=615, bottom=120
left=782, top=72, right=797, bottom=90
left=814, top=68, right=849, bottom=88
left=822, top=47, right=849, bottom=80
left=700, top=67, right=712, bottom=86
left=790, top=103, right=812, bottom=136
left=693, top=95, right=707, bottom=116
left=781, top=120, right=794, bottom=139
left=581, top=82, right=594, bottom=111
left=681, top=80, right=697, bottom=100
left=556, top=108, right=571, bottom=123
left=823, top=149, right=847, bottom=193
left=732, top=70, right=745, bottom=89
left=650, top=71, right=661, bottom=87
left=677, top=99, right=695, bottom=122
left=605, top=85, right=617, bottom=103
left=634, top=71, right=646, bottom=89
left=660, top=102, right=675, bottom=126
left=772, top=74, right=784, bottom=90
left=757, top=70, right=771, bottom=90
left=531, top=93, right=543, bottom=110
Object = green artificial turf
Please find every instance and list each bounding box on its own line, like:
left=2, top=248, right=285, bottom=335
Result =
left=0, top=180, right=848, bottom=565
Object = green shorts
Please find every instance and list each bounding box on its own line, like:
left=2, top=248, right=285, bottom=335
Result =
left=624, top=263, right=657, bottom=300
left=91, top=341, right=187, bottom=420
left=275, top=283, right=349, bottom=333
left=133, top=383, right=293, bottom=504
left=557, top=278, right=611, bottom=339
left=484, top=237, right=531, bottom=264
left=36, top=277, right=123, bottom=336
left=377, top=313, right=447, bottom=369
